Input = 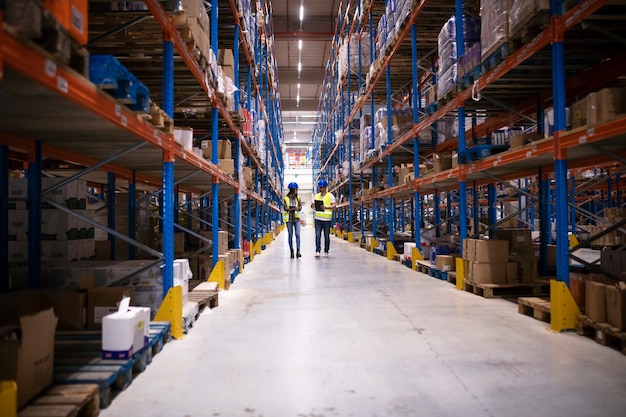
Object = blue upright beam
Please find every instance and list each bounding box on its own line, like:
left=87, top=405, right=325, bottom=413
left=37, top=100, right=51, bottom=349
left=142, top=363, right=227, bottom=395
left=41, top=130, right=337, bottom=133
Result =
left=162, top=160, right=174, bottom=297
left=211, top=0, right=220, bottom=265
left=551, top=0, right=569, bottom=286
left=488, top=183, right=496, bottom=238
left=539, top=168, right=550, bottom=276
left=28, top=142, right=42, bottom=288
left=456, top=0, right=468, bottom=250
left=570, top=175, right=576, bottom=234
left=412, top=24, right=421, bottom=250
left=234, top=24, right=241, bottom=250
left=386, top=64, right=394, bottom=245
left=0, top=146, right=8, bottom=290
left=473, top=183, right=479, bottom=237
left=163, top=38, right=174, bottom=118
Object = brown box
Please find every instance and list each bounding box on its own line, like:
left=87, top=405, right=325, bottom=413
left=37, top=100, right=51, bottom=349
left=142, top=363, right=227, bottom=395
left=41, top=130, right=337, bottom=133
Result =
left=219, top=158, right=235, bottom=175
left=571, top=95, right=588, bottom=129
left=494, top=228, right=532, bottom=250
left=202, top=139, right=232, bottom=160
left=436, top=255, right=455, bottom=272
left=87, top=287, right=134, bottom=329
left=468, top=239, right=509, bottom=263
left=606, top=283, right=626, bottom=330
left=43, top=289, right=87, bottom=330
left=434, top=153, right=452, bottom=173
left=189, top=254, right=210, bottom=280
left=518, top=260, right=538, bottom=282
left=218, top=254, right=231, bottom=275
left=174, top=233, right=185, bottom=254
left=218, top=230, right=229, bottom=255
left=586, top=281, right=607, bottom=323
left=467, top=261, right=508, bottom=284
left=507, top=261, right=520, bottom=284
left=509, top=134, right=526, bottom=149
left=594, top=87, right=626, bottom=125
left=0, top=308, right=58, bottom=409
left=0, top=289, right=48, bottom=327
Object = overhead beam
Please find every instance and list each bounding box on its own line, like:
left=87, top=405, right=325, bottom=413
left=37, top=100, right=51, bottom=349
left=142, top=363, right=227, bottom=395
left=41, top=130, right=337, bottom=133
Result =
left=276, top=67, right=326, bottom=84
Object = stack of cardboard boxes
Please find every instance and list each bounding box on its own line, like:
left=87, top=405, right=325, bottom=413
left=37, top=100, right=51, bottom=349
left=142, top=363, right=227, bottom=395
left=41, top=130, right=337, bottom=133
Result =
left=494, top=228, right=538, bottom=284
left=587, top=207, right=626, bottom=247
left=463, top=238, right=510, bottom=284
left=586, top=280, right=626, bottom=331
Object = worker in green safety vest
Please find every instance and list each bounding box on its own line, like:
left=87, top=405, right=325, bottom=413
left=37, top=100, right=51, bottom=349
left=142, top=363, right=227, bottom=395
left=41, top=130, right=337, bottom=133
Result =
left=311, top=179, right=336, bottom=258
left=284, top=182, right=302, bottom=258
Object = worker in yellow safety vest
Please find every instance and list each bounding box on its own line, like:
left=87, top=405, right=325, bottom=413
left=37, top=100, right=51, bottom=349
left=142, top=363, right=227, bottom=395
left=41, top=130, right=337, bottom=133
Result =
left=311, top=179, right=336, bottom=258
left=284, top=182, right=302, bottom=258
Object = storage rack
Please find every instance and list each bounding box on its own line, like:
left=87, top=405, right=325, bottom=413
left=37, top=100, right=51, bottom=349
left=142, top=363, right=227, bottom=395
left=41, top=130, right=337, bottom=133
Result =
left=0, top=0, right=285, bottom=294
left=312, top=0, right=626, bottom=306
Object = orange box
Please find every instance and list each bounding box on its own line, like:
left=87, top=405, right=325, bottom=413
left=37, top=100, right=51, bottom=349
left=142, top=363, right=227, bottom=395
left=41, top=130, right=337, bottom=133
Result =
left=44, top=0, right=88, bottom=45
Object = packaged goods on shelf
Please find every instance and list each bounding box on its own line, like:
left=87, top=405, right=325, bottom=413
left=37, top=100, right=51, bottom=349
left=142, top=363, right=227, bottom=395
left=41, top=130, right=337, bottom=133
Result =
left=102, top=298, right=150, bottom=359
left=43, top=288, right=87, bottom=330
left=543, top=106, right=571, bottom=138
left=509, top=0, right=550, bottom=39
left=480, top=0, right=510, bottom=60
left=433, top=153, right=452, bottom=173
left=201, top=139, right=232, bottom=159
left=87, top=286, right=134, bottom=329
left=8, top=210, right=28, bottom=241
left=43, top=0, right=88, bottom=45
left=436, top=64, right=458, bottom=100
left=402, top=242, right=416, bottom=261
left=458, top=42, right=481, bottom=78
left=174, top=127, right=194, bottom=150
left=89, top=55, right=151, bottom=113
left=4, top=0, right=44, bottom=39
left=423, top=84, right=437, bottom=107
left=376, top=15, right=387, bottom=55
left=587, top=87, right=626, bottom=127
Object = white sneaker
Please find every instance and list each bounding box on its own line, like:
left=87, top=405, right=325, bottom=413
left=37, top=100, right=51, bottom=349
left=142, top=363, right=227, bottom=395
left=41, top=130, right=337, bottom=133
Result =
left=315, top=252, right=320, bottom=258
left=322, top=252, right=328, bottom=258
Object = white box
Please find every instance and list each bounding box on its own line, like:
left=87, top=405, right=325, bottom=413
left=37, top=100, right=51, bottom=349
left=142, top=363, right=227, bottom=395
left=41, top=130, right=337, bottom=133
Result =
left=78, top=239, right=95, bottom=260
left=42, top=178, right=78, bottom=208
left=42, top=209, right=78, bottom=240
left=102, top=297, right=150, bottom=359
left=9, top=178, right=28, bottom=209
left=8, top=241, right=29, bottom=265
left=8, top=210, right=28, bottom=241
left=41, top=240, right=78, bottom=265
left=173, top=259, right=192, bottom=304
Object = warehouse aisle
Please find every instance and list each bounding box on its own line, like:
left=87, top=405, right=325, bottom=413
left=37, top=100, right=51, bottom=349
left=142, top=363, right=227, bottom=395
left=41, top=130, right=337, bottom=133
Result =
left=101, top=227, right=626, bottom=417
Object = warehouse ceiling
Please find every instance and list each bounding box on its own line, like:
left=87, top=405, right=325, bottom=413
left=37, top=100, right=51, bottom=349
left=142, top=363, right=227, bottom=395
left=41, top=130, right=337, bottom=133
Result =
left=271, top=0, right=340, bottom=150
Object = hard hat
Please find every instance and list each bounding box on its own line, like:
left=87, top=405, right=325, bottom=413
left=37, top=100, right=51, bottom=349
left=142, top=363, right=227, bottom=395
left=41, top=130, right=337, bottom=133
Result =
left=288, top=182, right=299, bottom=189
left=318, top=179, right=328, bottom=188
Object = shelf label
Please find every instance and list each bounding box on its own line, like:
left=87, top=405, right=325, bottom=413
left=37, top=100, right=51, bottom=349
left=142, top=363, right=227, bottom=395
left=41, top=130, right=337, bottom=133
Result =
left=121, top=115, right=127, bottom=127
left=531, top=144, right=537, bottom=153
left=587, top=127, right=595, bottom=137
left=526, top=151, right=532, bottom=158
left=579, top=135, right=587, bottom=144
left=56, top=76, right=68, bottom=94
left=115, top=104, right=122, bottom=117
left=45, top=60, right=56, bottom=77
left=493, top=160, right=498, bottom=167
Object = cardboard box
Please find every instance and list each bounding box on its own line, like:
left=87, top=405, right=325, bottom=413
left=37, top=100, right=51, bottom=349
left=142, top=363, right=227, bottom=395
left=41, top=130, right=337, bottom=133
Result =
left=0, top=309, right=58, bottom=409
left=44, top=289, right=87, bottom=330
left=465, top=239, right=509, bottom=263
left=219, top=158, right=235, bottom=175
left=0, top=289, right=49, bottom=327
left=606, top=283, right=626, bottom=330
left=590, top=87, right=626, bottom=126
left=44, top=0, right=88, bottom=45
left=571, top=95, right=588, bottom=129
left=586, top=281, right=607, bottom=323
left=494, top=228, right=532, bottom=250
left=467, top=261, right=508, bottom=284
left=434, top=153, right=452, bottom=173
left=87, top=287, right=134, bottom=329
left=102, top=297, right=150, bottom=359
left=201, top=139, right=232, bottom=160
left=174, top=233, right=185, bottom=254
left=436, top=255, right=455, bottom=272
left=601, top=250, right=622, bottom=277
left=507, top=261, right=520, bottom=284
left=218, top=230, right=229, bottom=255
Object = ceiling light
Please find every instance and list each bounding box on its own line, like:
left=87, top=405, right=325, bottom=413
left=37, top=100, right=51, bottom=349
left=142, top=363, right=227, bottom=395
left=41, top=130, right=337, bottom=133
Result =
left=299, top=5, right=304, bottom=21
left=298, top=62, right=302, bottom=72
left=298, top=39, right=302, bottom=50
left=297, top=83, right=301, bottom=90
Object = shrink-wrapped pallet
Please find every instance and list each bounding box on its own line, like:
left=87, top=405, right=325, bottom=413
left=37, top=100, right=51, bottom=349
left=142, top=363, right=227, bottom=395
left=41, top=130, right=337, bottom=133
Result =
left=480, top=0, right=510, bottom=60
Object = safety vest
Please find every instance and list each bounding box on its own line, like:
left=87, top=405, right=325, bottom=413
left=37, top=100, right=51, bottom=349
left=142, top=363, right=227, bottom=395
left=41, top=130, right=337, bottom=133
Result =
left=314, top=192, right=333, bottom=221
left=283, top=196, right=301, bottom=222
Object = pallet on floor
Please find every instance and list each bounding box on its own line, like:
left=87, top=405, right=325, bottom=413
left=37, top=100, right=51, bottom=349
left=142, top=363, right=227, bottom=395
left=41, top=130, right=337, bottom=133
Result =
left=415, top=260, right=432, bottom=275
left=463, top=280, right=546, bottom=298
left=576, top=315, right=626, bottom=356
left=518, top=297, right=551, bottom=323
left=53, top=322, right=170, bottom=409
left=447, top=271, right=457, bottom=285
left=18, top=384, right=99, bottom=417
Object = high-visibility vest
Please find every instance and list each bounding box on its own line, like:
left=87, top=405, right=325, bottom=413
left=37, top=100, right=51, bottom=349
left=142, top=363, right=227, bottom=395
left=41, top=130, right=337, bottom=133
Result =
left=314, top=192, right=333, bottom=221
left=283, top=196, right=301, bottom=222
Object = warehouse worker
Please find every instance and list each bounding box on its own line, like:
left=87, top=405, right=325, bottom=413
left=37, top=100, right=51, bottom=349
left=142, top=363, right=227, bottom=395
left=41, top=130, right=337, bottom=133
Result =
left=284, top=182, right=302, bottom=259
left=311, top=179, right=336, bottom=258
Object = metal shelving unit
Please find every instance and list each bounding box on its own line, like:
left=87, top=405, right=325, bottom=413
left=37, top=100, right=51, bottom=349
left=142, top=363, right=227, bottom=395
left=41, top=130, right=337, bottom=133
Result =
left=311, top=0, right=626, bottom=317
left=0, top=0, right=285, bottom=294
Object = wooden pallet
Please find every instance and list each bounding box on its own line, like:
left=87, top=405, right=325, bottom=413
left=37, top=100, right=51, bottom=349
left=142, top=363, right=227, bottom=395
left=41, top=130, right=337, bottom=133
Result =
left=19, top=384, right=99, bottom=417
left=53, top=322, right=170, bottom=409
left=463, top=280, right=545, bottom=298
left=447, top=271, right=457, bottom=285
left=415, top=260, right=432, bottom=275
left=518, top=297, right=551, bottom=323
left=576, top=315, right=626, bottom=356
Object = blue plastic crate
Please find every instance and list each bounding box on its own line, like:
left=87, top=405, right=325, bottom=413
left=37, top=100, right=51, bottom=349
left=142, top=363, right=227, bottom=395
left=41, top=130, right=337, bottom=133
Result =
left=89, top=54, right=128, bottom=90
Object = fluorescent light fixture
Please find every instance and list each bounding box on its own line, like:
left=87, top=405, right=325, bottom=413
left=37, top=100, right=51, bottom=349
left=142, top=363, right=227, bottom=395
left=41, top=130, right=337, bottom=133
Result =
left=297, top=83, right=301, bottom=90
left=298, top=39, right=302, bottom=50
left=298, top=62, right=302, bottom=72
left=299, top=5, right=304, bottom=21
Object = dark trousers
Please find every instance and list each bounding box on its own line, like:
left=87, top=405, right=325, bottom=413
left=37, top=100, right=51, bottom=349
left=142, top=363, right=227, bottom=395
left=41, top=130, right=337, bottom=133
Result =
left=315, top=219, right=332, bottom=253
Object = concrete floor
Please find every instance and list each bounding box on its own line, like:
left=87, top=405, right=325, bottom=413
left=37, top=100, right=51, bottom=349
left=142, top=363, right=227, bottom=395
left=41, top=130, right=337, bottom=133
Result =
left=101, top=226, right=626, bottom=417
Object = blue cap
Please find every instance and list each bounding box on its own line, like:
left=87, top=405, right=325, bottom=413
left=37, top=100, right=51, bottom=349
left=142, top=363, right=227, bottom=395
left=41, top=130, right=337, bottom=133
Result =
left=288, top=182, right=299, bottom=189
left=318, top=179, right=328, bottom=188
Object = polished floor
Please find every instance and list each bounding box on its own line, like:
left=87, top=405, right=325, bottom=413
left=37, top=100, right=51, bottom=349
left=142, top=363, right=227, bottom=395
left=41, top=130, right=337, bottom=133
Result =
left=101, top=226, right=626, bottom=417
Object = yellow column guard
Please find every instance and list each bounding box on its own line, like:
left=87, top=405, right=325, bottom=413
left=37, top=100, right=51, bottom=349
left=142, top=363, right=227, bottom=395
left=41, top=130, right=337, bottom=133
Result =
left=386, top=241, right=397, bottom=260
left=155, top=285, right=184, bottom=340
left=550, top=279, right=581, bottom=332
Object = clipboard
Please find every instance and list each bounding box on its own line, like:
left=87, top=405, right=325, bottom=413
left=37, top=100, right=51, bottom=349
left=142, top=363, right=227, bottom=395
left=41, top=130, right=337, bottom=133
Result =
left=314, top=200, right=324, bottom=211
